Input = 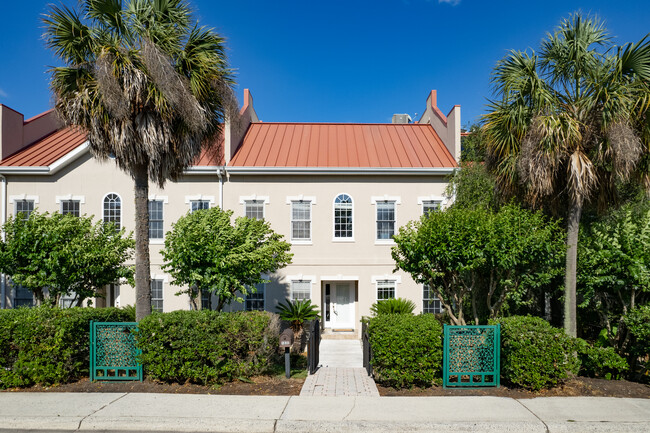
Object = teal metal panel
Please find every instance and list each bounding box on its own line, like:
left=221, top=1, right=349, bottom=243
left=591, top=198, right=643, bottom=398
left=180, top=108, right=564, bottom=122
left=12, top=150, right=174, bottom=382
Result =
left=443, top=324, right=500, bottom=388
left=90, top=321, right=142, bottom=381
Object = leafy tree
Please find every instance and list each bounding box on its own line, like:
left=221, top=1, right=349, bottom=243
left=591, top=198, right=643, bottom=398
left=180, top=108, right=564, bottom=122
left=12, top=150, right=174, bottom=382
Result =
left=483, top=13, right=650, bottom=336
left=446, top=162, right=497, bottom=211
left=0, top=212, right=134, bottom=306
left=162, top=207, right=293, bottom=311
left=578, top=203, right=650, bottom=349
left=392, top=205, right=565, bottom=325
left=44, top=0, right=234, bottom=320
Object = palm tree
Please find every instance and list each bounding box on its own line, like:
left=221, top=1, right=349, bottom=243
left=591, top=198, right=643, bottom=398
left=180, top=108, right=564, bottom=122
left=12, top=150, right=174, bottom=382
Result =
left=483, top=13, right=650, bottom=337
left=44, top=0, right=235, bottom=320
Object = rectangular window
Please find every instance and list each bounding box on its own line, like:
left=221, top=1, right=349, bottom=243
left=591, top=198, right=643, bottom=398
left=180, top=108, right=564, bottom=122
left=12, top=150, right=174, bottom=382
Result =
left=59, top=292, right=77, bottom=308
left=148, top=200, right=164, bottom=239
left=61, top=200, right=80, bottom=217
left=245, top=283, right=265, bottom=311
left=190, top=200, right=210, bottom=212
left=151, top=279, right=164, bottom=312
left=291, top=280, right=311, bottom=301
left=201, top=290, right=211, bottom=310
left=291, top=201, right=311, bottom=241
left=377, top=280, right=396, bottom=300
left=423, top=284, right=442, bottom=314
left=422, top=200, right=441, bottom=216
left=245, top=200, right=264, bottom=220
left=15, top=200, right=34, bottom=220
left=376, top=201, right=395, bottom=240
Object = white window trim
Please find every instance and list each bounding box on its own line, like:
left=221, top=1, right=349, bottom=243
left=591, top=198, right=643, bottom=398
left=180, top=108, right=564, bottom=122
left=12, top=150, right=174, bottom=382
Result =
left=423, top=284, right=443, bottom=314
left=240, top=195, right=268, bottom=219
left=370, top=195, right=402, bottom=205
left=10, top=195, right=39, bottom=216
left=239, top=195, right=270, bottom=205
left=417, top=195, right=447, bottom=212
left=287, top=276, right=315, bottom=301
left=102, top=192, right=123, bottom=229
left=371, top=196, right=399, bottom=244
left=185, top=195, right=215, bottom=205
left=289, top=198, right=314, bottom=244
left=285, top=195, right=317, bottom=205
left=55, top=195, right=86, bottom=204
left=150, top=278, right=165, bottom=312
left=371, top=275, right=401, bottom=301
left=148, top=194, right=169, bottom=204
left=148, top=198, right=165, bottom=244
left=332, top=192, right=354, bottom=242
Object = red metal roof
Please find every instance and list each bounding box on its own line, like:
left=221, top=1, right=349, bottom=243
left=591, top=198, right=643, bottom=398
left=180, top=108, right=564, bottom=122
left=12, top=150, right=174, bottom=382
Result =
left=229, top=123, right=456, bottom=168
left=0, top=128, right=87, bottom=167
left=0, top=127, right=224, bottom=168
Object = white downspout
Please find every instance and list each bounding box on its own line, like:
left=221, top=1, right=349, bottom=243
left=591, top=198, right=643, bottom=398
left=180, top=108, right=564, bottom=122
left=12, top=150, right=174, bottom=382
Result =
left=217, top=168, right=224, bottom=209
left=0, top=174, right=6, bottom=309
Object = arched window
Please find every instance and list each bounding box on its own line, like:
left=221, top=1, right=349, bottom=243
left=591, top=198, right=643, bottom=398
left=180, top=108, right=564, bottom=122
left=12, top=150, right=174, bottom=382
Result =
left=103, top=193, right=121, bottom=229
left=334, top=194, right=353, bottom=239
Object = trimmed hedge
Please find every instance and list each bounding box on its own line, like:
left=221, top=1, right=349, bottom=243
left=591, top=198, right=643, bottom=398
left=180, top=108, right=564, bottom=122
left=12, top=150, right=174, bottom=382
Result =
left=136, top=310, right=280, bottom=384
left=0, top=306, right=134, bottom=389
left=490, top=315, right=580, bottom=390
left=368, top=314, right=443, bottom=388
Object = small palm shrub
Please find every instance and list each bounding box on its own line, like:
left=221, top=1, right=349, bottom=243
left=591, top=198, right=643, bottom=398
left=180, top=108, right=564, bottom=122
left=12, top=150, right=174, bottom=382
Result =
left=370, top=298, right=416, bottom=316
left=276, top=299, right=320, bottom=334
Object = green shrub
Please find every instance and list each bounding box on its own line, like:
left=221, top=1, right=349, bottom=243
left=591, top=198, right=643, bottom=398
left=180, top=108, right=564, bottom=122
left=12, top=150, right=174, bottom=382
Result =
left=624, top=306, right=650, bottom=360
left=490, top=315, right=580, bottom=391
left=576, top=339, right=628, bottom=379
left=0, top=306, right=133, bottom=389
left=368, top=314, right=443, bottom=388
left=136, top=310, right=280, bottom=384
left=370, top=298, right=416, bottom=316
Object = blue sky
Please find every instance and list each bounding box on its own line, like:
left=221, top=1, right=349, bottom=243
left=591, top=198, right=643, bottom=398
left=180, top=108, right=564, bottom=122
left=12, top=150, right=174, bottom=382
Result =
left=1, top=0, right=649, bottom=126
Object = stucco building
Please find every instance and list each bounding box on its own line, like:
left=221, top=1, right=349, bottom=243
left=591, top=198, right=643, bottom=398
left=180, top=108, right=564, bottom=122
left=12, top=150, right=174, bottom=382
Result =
left=0, top=89, right=459, bottom=334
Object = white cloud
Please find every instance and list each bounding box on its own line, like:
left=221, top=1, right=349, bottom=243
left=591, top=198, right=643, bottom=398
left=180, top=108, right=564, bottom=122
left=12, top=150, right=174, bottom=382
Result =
left=0, top=88, right=7, bottom=98
left=439, top=0, right=461, bottom=5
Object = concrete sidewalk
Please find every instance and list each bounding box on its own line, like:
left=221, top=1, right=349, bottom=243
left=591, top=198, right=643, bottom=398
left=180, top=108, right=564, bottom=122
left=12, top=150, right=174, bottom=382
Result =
left=0, top=392, right=649, bottom=432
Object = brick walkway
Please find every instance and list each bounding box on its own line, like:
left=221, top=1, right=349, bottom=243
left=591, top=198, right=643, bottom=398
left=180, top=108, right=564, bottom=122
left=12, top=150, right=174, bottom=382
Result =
left=300, top=367, right=380, bottom=396
left=300, top=339, right=380, bottom=396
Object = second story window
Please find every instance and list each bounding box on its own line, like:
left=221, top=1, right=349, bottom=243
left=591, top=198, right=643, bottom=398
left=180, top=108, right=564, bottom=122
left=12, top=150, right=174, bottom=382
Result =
left=245, top=200, right=264, bottom=220
left=103, top=194, right=121, bottom=229
left=423, top=200, right=441, bottom=216
left=376, top=201, right=395, bottom=240
left=148, top=200, right=164, bottom=240
left=61, top=200, right=80, bottom=217
left=291, top=201, right=311, bottom=241
left=190, top=200, right=210, bottom=212
left=334, top=194, right=353, bottom=239
left=15, top=200, right=34, bottom=221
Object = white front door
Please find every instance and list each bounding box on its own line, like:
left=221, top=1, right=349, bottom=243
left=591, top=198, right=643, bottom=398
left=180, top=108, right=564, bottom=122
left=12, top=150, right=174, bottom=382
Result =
left=324, top=282, right=355, bottom=330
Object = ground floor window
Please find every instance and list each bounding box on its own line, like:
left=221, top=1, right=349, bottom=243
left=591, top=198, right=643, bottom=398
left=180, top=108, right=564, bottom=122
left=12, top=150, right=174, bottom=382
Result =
left=151, top=279, right=164, bottom=312
left=423, top=284, right=442, bottom=314
left=245, top=283, right=265, bottom=311
left=376, top=280, right=396, bottom=300
left=200, top=290, right=211, bottom=310
left=291, top=280, right=311, bottom=301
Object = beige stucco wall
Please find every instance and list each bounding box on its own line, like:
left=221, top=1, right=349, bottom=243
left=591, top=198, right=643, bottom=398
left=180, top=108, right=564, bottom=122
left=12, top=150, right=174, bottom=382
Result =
left=3, top=152, right=452, bottom=331
left=221, top=174, right=450, bottom=329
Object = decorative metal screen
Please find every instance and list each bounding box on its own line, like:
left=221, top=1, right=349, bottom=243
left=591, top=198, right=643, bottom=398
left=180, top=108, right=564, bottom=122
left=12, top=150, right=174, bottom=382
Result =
left=90, top=321, right=142, bottom=381
left=443, top=325, right=500, bottom=388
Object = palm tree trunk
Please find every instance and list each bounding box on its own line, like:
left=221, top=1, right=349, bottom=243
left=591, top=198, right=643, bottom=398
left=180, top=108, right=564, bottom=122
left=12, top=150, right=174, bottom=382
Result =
left=564, top=197, right=583, bottom=338
left=134, top=163, right=152, bottom=321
